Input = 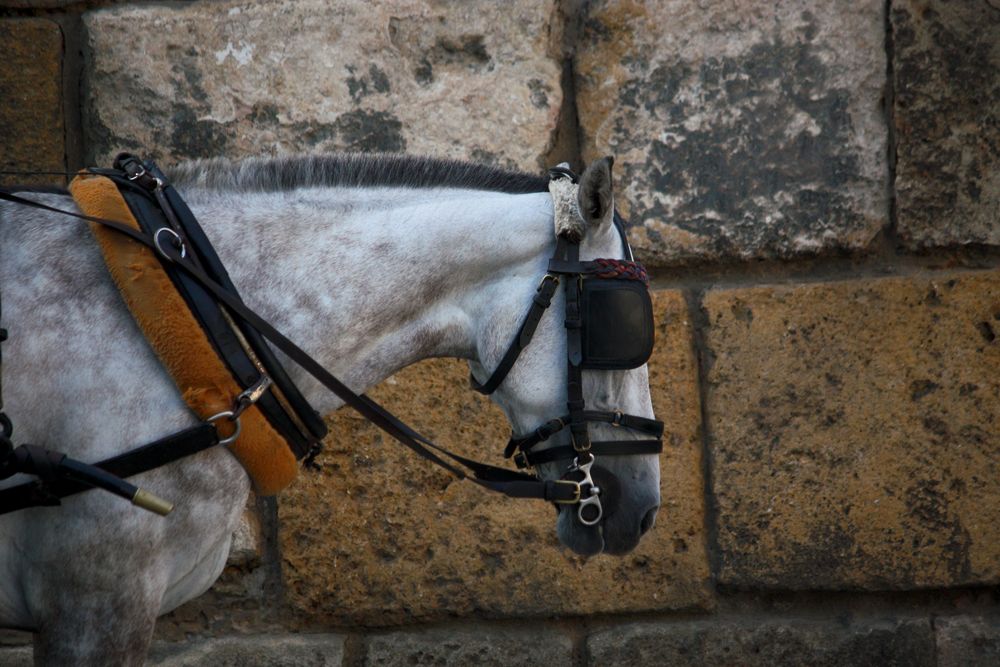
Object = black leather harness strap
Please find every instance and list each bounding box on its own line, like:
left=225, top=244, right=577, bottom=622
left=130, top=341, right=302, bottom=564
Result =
left=0, top=424, right=219, bottom=515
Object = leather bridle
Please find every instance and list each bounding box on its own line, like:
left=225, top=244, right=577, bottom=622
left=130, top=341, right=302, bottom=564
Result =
left=0, top=157, right=663, bottom=527
left=471, top=167, right=663, bottom=524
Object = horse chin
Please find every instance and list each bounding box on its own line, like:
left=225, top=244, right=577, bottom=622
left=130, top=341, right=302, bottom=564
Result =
left=556, top=504, right=660, bottom=556
left=556, top=509, right=605, bottom=556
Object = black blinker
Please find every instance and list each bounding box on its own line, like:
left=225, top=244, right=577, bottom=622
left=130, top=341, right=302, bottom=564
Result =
left=580, top=278, right=654, bottom=370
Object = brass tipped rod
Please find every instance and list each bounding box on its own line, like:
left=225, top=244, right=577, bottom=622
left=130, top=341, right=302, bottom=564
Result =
left=59, top=458, right=174, bottom=516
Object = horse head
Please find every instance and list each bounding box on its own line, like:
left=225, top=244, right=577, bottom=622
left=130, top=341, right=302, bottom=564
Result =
left=471, top=157, right=661, bottom=556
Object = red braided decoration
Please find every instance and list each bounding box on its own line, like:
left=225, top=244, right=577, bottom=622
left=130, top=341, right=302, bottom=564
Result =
left=590, top=258, right=649, bottom=284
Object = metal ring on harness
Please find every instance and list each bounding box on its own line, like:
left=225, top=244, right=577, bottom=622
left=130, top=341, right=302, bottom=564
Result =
left=153, top=227, right=186, bottom=260
left=206, top=410, right=241, bottom=446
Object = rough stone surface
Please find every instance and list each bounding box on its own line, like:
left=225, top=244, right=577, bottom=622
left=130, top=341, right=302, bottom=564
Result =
left=0, top=646, right=31, bottom=667
left=279, top=290, right=710, bottom=626
left=364, top=627, right=572, bottom=667
left=0, top=19, right=65, bottom=187
left=705, top=270, right=1000, bottom=589
left=575, top=1, right=887, bottom=266
left=892, top=1, right=1000, bottom=249
left=587, top=618, right=935, bottom=666
left=936, top=615, right=1000, bottom=667
left=82, top=0, right=563, bottom=170
left=148, top=634, right=345, bottom=666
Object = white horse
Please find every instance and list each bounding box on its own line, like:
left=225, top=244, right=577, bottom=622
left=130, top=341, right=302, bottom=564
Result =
left=0, top=154, right=660, bottom=665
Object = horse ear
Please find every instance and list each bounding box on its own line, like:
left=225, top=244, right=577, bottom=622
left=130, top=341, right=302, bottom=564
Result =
left=577, top=156, right=615, bottom=227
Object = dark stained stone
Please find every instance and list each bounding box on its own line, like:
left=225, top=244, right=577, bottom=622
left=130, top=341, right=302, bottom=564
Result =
left=704, top=271, right=1000, bottom=589
left=148, top=635, right=345, bottom=666
left=364, top=627, right=572, bottom=667
left=936, top=615, right=1000, bottom=667
left=892, top=0, right=1000, bottom=249
left=587, top=618, right=935, bottom=667
left=576, top=1, right=888, bottom=266
left=0, top=19, right=65, bottom=187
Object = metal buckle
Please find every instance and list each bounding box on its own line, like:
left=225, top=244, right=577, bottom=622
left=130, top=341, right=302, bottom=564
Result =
left=126, top=164, right=147, bottom=181
left=611, top=411, right=624, bottom=426
left=513, top=451, right=530, bottom=469
left=153, top=227, right=187, bottom=260
left=552, top=479, right=581, bottom=504
left=233, top=375, right=273, bottom=418
left=568, top=456, right=603, bottom=525
left=537, top=274, right=559, bottom=291
left=207, top=410, right=242, bottom=446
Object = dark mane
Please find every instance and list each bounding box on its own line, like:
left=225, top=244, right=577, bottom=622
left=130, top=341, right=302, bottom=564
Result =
left=166, top=153, right=550, bottom=194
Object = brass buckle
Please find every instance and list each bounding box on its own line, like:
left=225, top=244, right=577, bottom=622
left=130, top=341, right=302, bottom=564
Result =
left=537, top=274, right=559, bottom=291
left=552, top=480, right=581, bottom=504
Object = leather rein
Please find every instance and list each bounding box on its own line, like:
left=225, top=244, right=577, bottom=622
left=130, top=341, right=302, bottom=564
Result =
left=0, top=158, right=662, bottom=525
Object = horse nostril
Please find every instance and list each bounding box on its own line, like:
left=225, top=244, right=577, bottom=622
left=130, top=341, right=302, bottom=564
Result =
left=639, top=506, right=658, bottom=535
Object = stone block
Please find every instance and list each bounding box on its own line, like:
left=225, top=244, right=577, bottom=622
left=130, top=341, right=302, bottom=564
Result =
left=936, top=615, right=1000, bottom=667
left=892, top=1, right=1000, bottom=249
left=82, top=1, right=563, bottom=170
left=0, top=646, right=31, bottom=667
left=575, top=0, right=887, bottom=266
left=364, top=626, right=572, bottom=667
left=148, top=634, right=345, bottom=667
left=587, top=618, right=935, bottom=666
left=704, top=271, right=1000, bottom=588
left=0, top=19, right=65, bottom=187
left=278, top=290, right=711, bottom=626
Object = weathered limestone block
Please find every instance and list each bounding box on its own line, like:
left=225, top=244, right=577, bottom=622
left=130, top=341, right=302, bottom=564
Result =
left=82, top=1, right=563, bottom=170
left=279, top=291, right=711, bottom=626
left=936, top=615, right=1000, bottom=667
left=364, top=626, right=572, bottom=667
left=892, top=1, right=1000, bottom=249
left=148, top=634, right=345, bottom=666
left=587, top=618, right=935, bottom=666
left=0, top=647, right=31, bottom=667
left=705, top=270, right=1000, bottom=588
left=576, top=1, right=887, bottom=265
left=0, top=19, right=65, bottom=186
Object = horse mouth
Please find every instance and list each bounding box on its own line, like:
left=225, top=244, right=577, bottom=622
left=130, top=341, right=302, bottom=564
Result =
left=556, top=504, right=658, bottom=556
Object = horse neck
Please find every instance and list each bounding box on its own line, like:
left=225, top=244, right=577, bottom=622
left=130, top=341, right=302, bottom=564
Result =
left=186, top=186, right=554, bottom=414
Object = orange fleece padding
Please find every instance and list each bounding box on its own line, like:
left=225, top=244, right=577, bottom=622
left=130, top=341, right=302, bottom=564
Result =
left=69, top=174, right=298, bottom=495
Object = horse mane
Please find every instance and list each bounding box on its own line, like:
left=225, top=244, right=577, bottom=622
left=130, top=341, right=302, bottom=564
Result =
left=165, top=153, right=550, bottom=195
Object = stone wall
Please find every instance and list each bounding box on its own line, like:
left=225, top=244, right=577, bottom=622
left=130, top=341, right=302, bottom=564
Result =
left=1, top=0, right=999, bottom=665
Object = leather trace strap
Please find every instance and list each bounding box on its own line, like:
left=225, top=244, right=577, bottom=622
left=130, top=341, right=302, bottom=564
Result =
left=0, top=424, right=218, bottom=516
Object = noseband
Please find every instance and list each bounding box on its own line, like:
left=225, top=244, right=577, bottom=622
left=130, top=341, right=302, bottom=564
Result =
left=471, top=168, right=664, bottom=525
left=0, top=157, right=663, bottom=527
